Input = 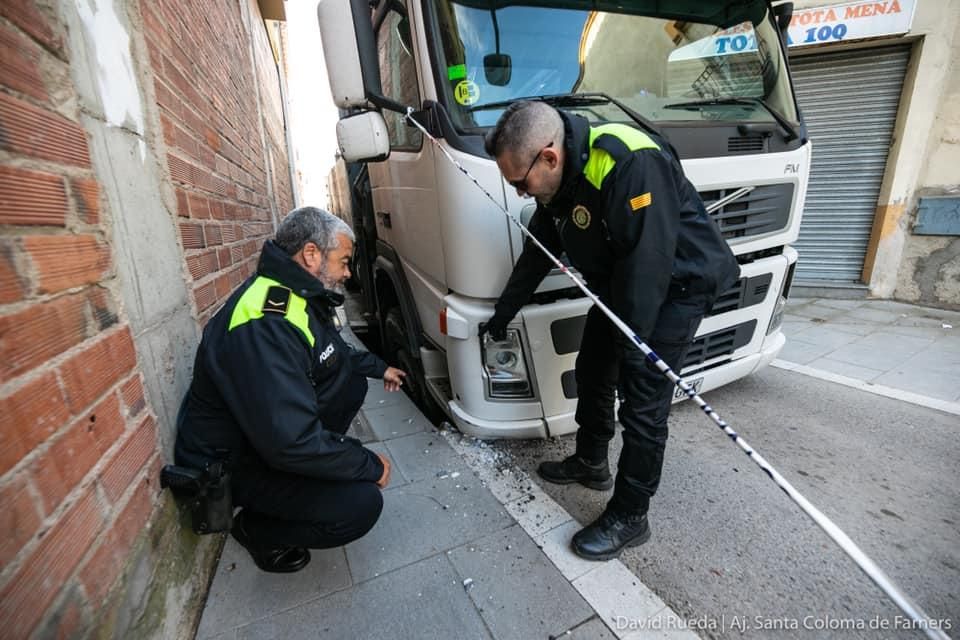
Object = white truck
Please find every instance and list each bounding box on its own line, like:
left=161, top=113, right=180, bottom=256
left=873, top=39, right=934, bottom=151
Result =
left=319, top=0, right=809, bottom=438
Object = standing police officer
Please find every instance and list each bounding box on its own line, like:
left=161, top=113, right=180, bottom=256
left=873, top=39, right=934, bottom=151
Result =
left=176, top=206, right=406, bottom=573
left=481, top=101, right=740, bottom=560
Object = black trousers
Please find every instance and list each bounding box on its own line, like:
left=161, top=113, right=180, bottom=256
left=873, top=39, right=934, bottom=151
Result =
left=573, top=294, right=710, bottom=515
left=230, top=375, right=383, bottom=549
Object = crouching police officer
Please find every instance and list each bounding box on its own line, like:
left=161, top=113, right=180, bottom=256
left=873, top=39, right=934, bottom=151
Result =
left=481, top=102, right=739, bottom=560
left=175, top=206, right=406, bottom=573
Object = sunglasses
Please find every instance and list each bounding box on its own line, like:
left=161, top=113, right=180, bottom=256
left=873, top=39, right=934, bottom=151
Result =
left=508, top=141, right=553, bottom=192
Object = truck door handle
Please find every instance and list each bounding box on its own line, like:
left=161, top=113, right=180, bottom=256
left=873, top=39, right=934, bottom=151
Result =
left=376, top=211, right=392, bottom=229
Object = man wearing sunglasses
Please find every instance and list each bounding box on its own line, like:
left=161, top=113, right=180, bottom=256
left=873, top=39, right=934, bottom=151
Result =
left=480, top=101, right=740, bottom=561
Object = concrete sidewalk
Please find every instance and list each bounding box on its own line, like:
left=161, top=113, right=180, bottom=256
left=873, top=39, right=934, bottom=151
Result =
left=776, top=297, right=960, bottom=415
left=195, top=297, right=958, bottom=640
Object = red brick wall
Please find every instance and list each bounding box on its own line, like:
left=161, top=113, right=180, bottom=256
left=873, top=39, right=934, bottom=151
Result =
left=143, top=0, right=293, bottom=326
left=0, top=0, right=294, bottom=636
left=0, top=3, right=161, bottom=636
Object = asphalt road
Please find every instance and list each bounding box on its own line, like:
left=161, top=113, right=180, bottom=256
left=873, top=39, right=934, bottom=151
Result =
left=493, top=366, right=959, bottom=639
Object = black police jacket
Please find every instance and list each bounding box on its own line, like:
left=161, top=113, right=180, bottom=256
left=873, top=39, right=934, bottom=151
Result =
left=494, top=112, right=740, bottom=340
left=175, top=240, right=387, bottom=483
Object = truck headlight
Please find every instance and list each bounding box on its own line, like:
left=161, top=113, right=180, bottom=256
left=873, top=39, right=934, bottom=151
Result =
left=481, top=329, right=534, bottom=398
left=766, top=261, right=796, bottom=335
left=767, top=295, right=787, bottom=335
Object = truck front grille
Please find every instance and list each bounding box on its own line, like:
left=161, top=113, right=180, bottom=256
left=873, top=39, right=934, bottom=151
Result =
left=700, top=183, right=793, bottom=240
left=705, top=274, right=772, bottom=318
left=682, top=320, right=757, bottom=372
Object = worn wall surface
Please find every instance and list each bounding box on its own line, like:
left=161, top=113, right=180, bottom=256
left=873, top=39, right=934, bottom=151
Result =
left=0, top=0, right=293, bottom=637
left=893, top=13, right=960, bottom=308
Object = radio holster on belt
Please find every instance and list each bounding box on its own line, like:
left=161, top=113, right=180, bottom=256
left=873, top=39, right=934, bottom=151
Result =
left=160, top=462, right=233, bottom=534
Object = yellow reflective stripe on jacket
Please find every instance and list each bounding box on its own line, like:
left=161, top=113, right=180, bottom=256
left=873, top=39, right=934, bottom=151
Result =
left=227, top=276, right=315, bottom=347
left=583, top=124, right=660, bottom=190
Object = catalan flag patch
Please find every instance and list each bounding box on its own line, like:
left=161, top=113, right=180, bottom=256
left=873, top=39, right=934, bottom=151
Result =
left=630, top=192, right=652, bottom=211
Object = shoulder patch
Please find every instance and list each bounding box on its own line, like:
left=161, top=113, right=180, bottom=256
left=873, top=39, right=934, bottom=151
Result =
left=262, top=285, right=291, bottom=314
left=630, top=192, right=652, bottom=211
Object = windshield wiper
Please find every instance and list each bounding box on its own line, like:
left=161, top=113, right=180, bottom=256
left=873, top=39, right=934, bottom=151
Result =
left=469, top=92, right=662, bottom=140
left=469, top=92, right=611, bottom=112
left=663, top=97, right=798, bottom=141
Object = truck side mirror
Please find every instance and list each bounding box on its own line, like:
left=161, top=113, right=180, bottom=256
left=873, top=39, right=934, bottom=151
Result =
left=484, top=53, right=512, bottom=86
left=317, top=0, right=383, bottom=109
left=336, top=112, right=390, bottom=162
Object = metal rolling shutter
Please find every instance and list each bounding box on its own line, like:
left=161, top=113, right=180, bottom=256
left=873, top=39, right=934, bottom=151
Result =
left=791, top=45, right=910, bottom=282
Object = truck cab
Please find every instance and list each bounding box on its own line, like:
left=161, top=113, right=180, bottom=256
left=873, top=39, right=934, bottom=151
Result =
left=319, top=0, right=808, bottom=438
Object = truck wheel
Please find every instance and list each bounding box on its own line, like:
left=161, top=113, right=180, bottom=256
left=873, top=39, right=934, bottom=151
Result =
left=384, top=307, right=425, bottom=406
left=384, top=307, right=446, bottom=423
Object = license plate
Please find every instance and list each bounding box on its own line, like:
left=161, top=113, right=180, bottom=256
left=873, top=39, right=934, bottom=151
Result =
left=674, top=377, right=703, bottom=399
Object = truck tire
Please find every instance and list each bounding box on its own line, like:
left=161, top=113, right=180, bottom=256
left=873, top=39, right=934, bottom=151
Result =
left=384, top=307, right=425, bottom=405
left=384, top=307, right=445, bottom=423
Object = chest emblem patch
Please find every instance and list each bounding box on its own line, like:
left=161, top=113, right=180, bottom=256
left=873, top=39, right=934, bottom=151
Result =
left=318, top=342, right=337, bottom=367
left=571, top=204, right=591, bottom=229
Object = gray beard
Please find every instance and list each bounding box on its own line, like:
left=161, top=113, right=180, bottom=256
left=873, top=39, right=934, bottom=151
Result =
left=318, top=263, right=345, bottom=295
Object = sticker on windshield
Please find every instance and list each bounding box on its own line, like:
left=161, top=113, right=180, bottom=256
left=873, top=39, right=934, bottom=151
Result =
left=454, top=80, right=480, bottom=106
left=447, top=64, right=467, bottom=80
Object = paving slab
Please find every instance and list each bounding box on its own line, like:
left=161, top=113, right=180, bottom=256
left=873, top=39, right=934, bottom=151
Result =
left=784, top=303, right=848, bottom=321
left=782, top=323, right=861, bottom=351
left=567, top=617, right=618, bottom=639
left=446, top=524, right=594, bottom=640
left=504, top=490, right=572, bottom=538
left=533, top=520, right=597, bottom=582
left=871, top=346, right=960, bottom=403
left=839, top=307, right=903, bottom=325
left=362, top=377, right=412, bottom=410
left=825, top=331, right=935, bottom=371
left=779, top=319, right=813, bottom=337
left=864, top=299, right=935, bottom=315
left=892, top=314, right=958, bottom=329
left=235, top=554, right=493, bottom=640
left=197, top=542, right=351, bottom=638
left=344, top=474, right=513, bottom=583
left=804, top=298, right=865, bottom=311
left=809, top=321, right=876, bottom=336
left=929, top=335, right=960, bottom=353
left=363, top=402, right=433, bottom=441
left=880, top=323, right=954, bottom=340
left=347, top=410, right=377, bottom=444
left=384, top=430, right=468, bottom=484
left=776, top=336, right=835, bottom=365
left=572, top=561, right=675, bottom=640
left=804, top=357, right=885, bottom=382
left=365, top=441, right=408, bottom=487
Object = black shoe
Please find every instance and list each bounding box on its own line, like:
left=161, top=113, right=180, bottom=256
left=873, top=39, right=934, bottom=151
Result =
left=571, top=509, right=651, bottom=561
left=231, top=512, right=311, bottom=573
left=537, top=455, right=613, bottom=490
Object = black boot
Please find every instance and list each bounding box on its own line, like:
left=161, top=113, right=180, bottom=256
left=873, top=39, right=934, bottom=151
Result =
left=231, top=511, right=311, bottom=573
left=571, top=509, right=651, bottom=561
left=537, top=455, right=613, bottom=490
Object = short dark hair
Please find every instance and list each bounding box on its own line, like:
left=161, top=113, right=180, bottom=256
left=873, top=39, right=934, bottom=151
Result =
left=484, top=101, right=563, bottom=161
left=274, top=206, right=355, bottom=255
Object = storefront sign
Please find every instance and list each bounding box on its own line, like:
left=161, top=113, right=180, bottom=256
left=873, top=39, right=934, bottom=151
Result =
left=671, top=0, right=917, bottom=60
left=785, top=0, right=916, bottom=48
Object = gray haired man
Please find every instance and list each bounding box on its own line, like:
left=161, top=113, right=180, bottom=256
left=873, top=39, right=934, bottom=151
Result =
left=176, top=206, right=405, bottom=573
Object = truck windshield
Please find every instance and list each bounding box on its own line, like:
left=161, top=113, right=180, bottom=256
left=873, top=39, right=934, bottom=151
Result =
left=428, top=1, right=798, bottom=133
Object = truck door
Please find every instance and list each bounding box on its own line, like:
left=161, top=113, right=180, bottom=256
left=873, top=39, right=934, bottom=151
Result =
left=369, top=4, right=446, bottom=345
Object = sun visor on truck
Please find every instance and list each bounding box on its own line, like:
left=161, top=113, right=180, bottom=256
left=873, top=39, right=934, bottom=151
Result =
left=445, top=0, right=767, bottom=29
